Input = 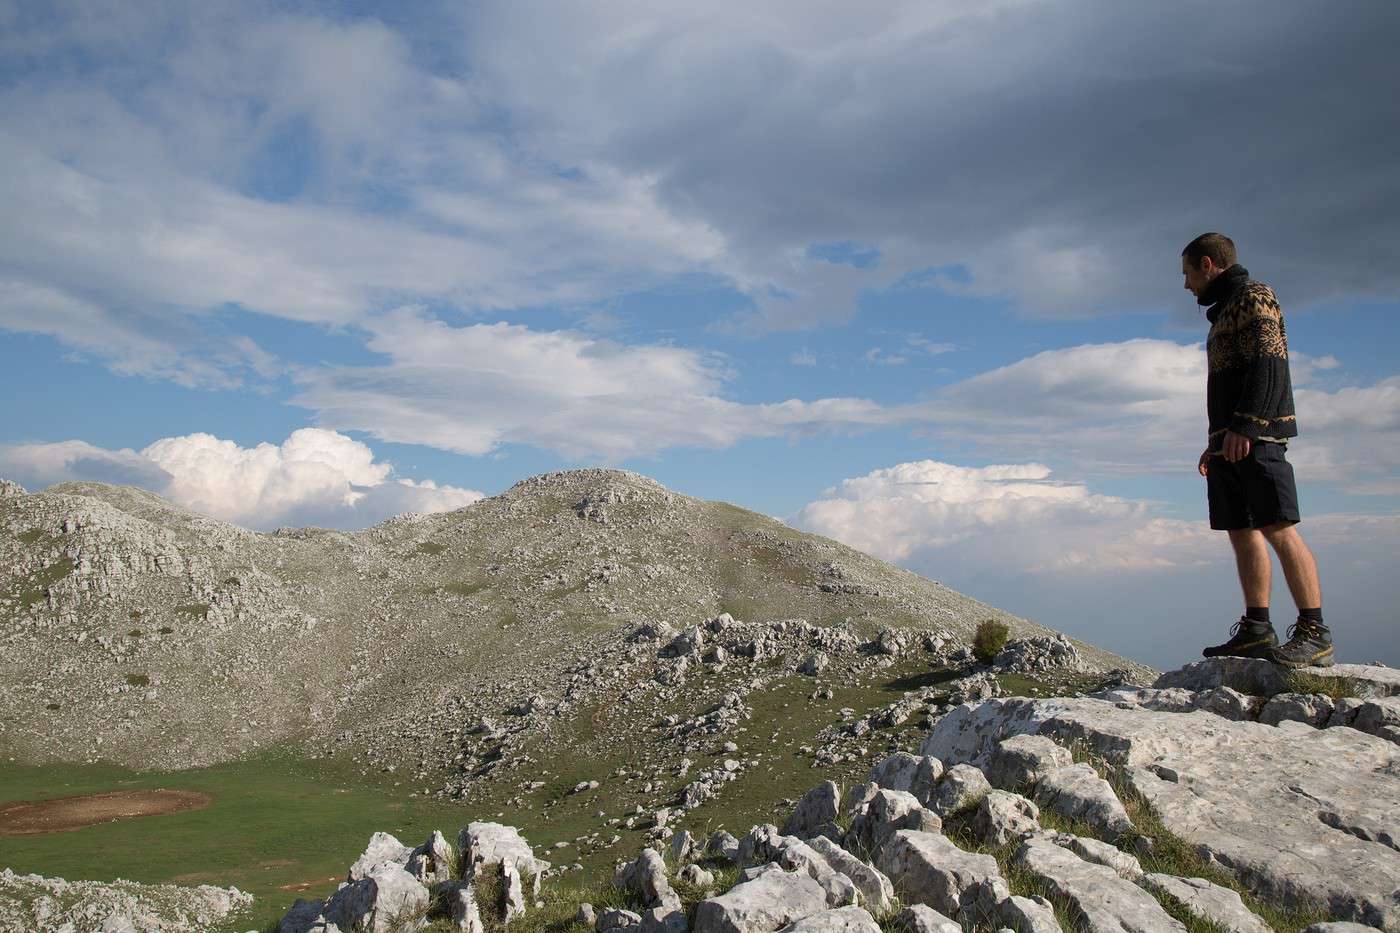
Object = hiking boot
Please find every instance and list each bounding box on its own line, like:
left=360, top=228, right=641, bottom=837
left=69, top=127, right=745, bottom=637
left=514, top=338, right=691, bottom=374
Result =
left=1267, top=619, right=1335, bottom=669
left=1202, top=618, right=1277, bottom=660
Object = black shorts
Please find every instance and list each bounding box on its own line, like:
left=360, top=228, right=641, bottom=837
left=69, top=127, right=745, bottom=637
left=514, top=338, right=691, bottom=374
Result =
left=1206, top=441, right=1302, bottom=530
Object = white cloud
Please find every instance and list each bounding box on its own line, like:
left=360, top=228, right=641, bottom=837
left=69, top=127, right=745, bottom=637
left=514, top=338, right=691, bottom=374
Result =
left=288, top=308, right=909, bottom=459
left=793, top=458, right=1400, bottom=667
left=0, top=428, right=484, bottom=530
left=794, top=458, right=1208, bottom=572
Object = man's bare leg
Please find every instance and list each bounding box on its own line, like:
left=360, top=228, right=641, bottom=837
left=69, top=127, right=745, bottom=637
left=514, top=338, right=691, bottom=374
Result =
left=1260, top=521, right=1322, bottom=610
left=1227, top=528, right=1272, bottom=608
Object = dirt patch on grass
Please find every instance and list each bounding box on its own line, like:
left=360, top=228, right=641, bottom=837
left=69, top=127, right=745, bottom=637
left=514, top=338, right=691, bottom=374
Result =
left=0, top=789, right=213, bottom=835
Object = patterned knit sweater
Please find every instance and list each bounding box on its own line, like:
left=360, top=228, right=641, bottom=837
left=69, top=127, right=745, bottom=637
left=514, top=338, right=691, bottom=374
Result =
left=1204, top=267, right=1297, bottom=451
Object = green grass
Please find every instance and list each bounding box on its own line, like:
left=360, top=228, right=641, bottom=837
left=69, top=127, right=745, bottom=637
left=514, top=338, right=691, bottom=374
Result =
left=174, top=603, right=209, bottom=619
left=19, top=557, right=74, bottom=608
left=417, top=542, right=448, bottom=556
left=0, top=751, right=509, bottom=933
left=124, top=673, right=150, bottom=687
left=17, top=529, right=43, bottom=546
left=1282, top=671, right=1362, bottom=700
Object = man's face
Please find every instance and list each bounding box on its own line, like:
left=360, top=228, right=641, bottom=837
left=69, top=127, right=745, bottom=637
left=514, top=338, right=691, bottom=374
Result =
left=1182, top=255, right=1215, bottom=298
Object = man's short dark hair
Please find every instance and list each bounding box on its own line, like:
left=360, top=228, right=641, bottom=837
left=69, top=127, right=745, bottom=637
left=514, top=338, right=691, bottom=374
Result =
left=1183, top=232, right=1237, bottom=269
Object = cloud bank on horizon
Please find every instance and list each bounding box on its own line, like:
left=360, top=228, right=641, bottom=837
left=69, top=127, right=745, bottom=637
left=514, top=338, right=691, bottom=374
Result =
left=3, top=0, right=1398, bottom=667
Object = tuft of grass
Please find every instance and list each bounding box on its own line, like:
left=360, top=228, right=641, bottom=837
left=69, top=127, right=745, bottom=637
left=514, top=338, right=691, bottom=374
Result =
left=417, top=542, right=448, bottom=557
left=158, top=626, right=175, bottom=635
left=1282, top=671, right=1361, bottom=701
left=972, top=620, right=1009, bottom=665
left=18, top=529, right=43, bottom=545
left=128, top=629, right=143, bottom=638
left=125, top=673, right=150, bottom=687
left=175, top=603, right=209, bottom=619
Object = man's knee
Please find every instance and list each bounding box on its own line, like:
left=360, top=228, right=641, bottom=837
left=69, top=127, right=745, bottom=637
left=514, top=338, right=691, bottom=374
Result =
left=1260, top=520, right=1300, bottom=544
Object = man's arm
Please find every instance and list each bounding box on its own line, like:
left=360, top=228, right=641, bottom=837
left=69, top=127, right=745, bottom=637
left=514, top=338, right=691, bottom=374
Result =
left=1227, top=285, right=1293, bottom=446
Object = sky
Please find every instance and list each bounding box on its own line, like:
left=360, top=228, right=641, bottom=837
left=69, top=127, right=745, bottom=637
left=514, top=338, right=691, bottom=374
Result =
left=2, top=0, right=1397, bottom=669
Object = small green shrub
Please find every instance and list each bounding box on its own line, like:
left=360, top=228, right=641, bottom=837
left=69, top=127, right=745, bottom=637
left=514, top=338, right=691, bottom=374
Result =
left=417, top=542, right=447, bottom=556
left=175, top=603, right=209, bottom=618
left=129, top=609, right=142, bottom=620
left=126, top=673, right=149, bottom=687
left=972, top=619, right=1010, bottom=664
left=128, top=629, right=143, bottom=637
left=158, top=626, right=175, bottom=635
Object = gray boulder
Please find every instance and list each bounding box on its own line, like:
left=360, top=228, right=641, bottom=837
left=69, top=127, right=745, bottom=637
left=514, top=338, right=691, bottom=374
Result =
left=806, top=835, right=896, bottom=913
left=783, top=781, right=842, bottom=841
left=1032, top=763, right=1133, bottom=839
left=600, top=908, right=644, bottom=932
left=693, top=869, right=828, bottom=933
left=325, top=863, right=428, bottom=933
left=709, top=830, right=741, bottom=862
left=874, top=829, right=1000, bottom=918
left=1047, top=832, right=1142, bottom=881
left=1259, top=692, right=1334, bottom=728
left=971, top=790, right=1040, bottom=847
left=1142, top=873, right=1271, bottom=933
left=405, top=830, right=455, bottom=885
left=1015, top=834, right=1185, bottom=932
left=894, top=903, right=961, bottom=933
left=984, top=734, right=1073, bottom=790
left=460, top=821, right=549, bottom=893
left=922, top=694, right=1400, bottom=928
left=774, top=905, right=882, bottom=933
left=347, top=832, right=412, bottom=881
left=1192, top=686, right=1262, bottom=721
left=1153, top=658, right=1400, bottom=700
left=928, top=763, right=992, bottom=817
left=847, top=789, right=942, bottom=857
left=448, top=882, right=485, bottom=933
left=868, top=753, right=942, bottom=804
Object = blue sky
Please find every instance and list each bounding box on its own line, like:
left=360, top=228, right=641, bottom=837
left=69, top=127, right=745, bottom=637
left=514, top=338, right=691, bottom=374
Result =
left=2, top=1, right=1398, bottom=668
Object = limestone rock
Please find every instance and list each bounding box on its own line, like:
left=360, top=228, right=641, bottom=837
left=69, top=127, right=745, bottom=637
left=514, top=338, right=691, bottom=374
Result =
left=709, top=831, right=741, bottom=862
left=693, top=869, right=828, bottom=933
left=806, top=835, right=896, bottom=913
left=405, top=830, right=455, bottom=885
left=1047, top=832, right=1143, bottom=881
left=1032, top=763, right=1133, bottom=839
left=971, top=790, right=1040, bottom=847
left=348, top=831, right=412, bottom=881
left=847, top=789, right=942, bottom=857
left=1259, top=692, right=1334, bottom=728
left=325, top=863, right=429, bottom=933
left=501, top=859, right=526, bottom=924
left=1153, top=658, right=1400, bottom=700
left=1014, top=834, right=1185, bottom=932
left=874, top=829, right=1000, bottom=918
left=460, top=822, right=548, bottom=889
left=1142, top=873, right=1271, bottom=933
left=984, top=734, right=1073, bottom=790
left=774, top=905, right=882, bottom=933
left=600, top=908, right=644, bottom=931
left=928, top=763, right=992, bottom=817
left=1192, top=686, right=1262, bottom=722
left=868, top=752, right=942, bottom=804
left=680, top=865, right=716, bottom=887
left=894, top=903, right=961, bottom=933
left=576, top=903, right=598, bottom=927
left=450, top=882, right=485, bottom=933
left=783, top=781, right=842, bottom=841
left=920, top=693, right=1400, bottom=928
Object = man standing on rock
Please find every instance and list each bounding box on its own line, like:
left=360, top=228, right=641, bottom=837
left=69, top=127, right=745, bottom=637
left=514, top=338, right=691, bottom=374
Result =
left=1182, top=232, right=1334, bottom=668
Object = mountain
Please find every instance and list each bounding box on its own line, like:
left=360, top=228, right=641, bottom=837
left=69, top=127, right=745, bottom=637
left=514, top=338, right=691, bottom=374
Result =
left=0, top=468, right=1147, bottom=793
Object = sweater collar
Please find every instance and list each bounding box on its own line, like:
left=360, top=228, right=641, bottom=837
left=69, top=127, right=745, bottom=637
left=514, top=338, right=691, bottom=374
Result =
left=1201, top=263, right=1249, bottom=322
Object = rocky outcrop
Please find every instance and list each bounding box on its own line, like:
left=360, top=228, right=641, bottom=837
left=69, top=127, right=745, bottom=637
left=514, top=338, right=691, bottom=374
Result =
left=921, top=661, right=1400, bottom=929
left=0, top=869, right=252, bottom=933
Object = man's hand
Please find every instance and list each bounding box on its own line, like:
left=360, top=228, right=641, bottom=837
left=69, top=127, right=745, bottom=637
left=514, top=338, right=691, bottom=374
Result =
left=1222, top=429, right=1252, bottom=463
left=1198, top=448, right=1211, bottom=477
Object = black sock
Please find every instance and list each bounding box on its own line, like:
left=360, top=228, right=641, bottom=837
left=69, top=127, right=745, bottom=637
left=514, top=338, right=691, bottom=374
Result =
left=1299, top=607, right=1325, bottom=628
left=1244, top=606, right=1270, bottom=627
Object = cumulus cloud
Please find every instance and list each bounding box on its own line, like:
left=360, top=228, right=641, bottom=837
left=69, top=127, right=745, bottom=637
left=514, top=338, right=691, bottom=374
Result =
left=793, top=458, right=1211, bottom=573
left=793, top=458, right=1400, bottom=667
left=0, top=428, right=484, bottom=530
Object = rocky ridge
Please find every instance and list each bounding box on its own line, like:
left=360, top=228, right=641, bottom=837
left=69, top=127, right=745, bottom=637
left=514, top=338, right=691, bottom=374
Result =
left=229, top=657, right=1395, bottom=933
left=0, top=469, right=1143, bottom=801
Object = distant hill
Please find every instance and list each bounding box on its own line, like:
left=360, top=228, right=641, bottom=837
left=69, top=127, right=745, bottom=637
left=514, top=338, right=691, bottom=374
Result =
left=0, top=469, right=1147, bottom=794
